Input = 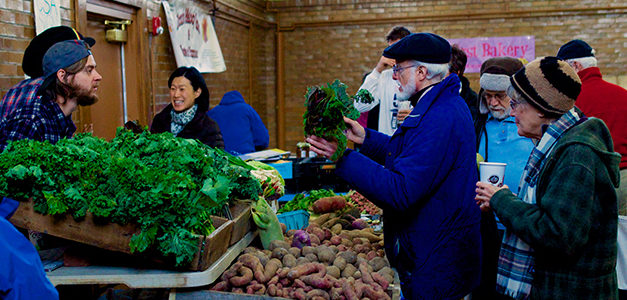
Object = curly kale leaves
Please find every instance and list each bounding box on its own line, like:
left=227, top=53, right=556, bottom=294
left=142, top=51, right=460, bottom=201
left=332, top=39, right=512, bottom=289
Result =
left=0, top=129, right=260, bottom=267
left=303, top=80, right=373, bottom=161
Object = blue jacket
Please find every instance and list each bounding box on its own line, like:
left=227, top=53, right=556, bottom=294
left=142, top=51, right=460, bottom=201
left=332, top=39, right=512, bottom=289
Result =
left=477, top=115, right=534, bottom=191
left=207, top=91, right=269, bottom=154
left=336, top=74, right=482, bottom=299
left=0, top=198, right=58, bottom=300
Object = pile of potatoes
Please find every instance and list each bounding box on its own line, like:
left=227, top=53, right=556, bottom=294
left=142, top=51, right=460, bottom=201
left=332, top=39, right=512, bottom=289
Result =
left=212, top=223, right=394, bottom=299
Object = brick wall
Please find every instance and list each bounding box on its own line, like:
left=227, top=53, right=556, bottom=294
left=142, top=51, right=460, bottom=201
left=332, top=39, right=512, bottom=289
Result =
left=272, top=0, right=627, bottom=151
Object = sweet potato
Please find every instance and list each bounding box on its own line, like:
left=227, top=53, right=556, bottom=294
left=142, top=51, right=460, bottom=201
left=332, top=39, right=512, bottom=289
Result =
left=305, top=289, right=330, bottom=300
left=344, top=229, right=382, bottom=243
left=238, top=254, right=265, bottom=283
left=359, top=262, right=374, bottom=285
left=331, top=224, right=342, bottom=235
left=221, top=262, right=242, bottom=282
left=341, top=280, right=357, bottom=299
left=309, top=234, right=321, bottom=246
left=293, top=288, right=307, bottom=300
left=282, top=253, right=297, bottom=268
left=377, top=266, right=395, bottom=283
left=337, top=245, right=348, bottom=251
left=293, top=278, right=308, bottom=289
left=311, top=227, right=326, bottom=242
left=322, top=217, right=340, bottom=228
left=363, top=284, right=391, bottom=300
left=311, top=213, right=333, bottom=226
left=251, top=251, right=269, bottom=267
left=366, top=250, right=377, bottom=260
left=246, top=283, right=266, bottom=295
left=371, top=272, right=389, bottom=289
left=330, top=287, right=343, bottom=300
left=330, top=235, right=342, bottom=246
left=263, top=258, right=282, bottom=282
left=210, top=280, right=229, bottom=291
left=268, top=274, right=280, bottom=285
left=323, top=228, right=333, bottom=241
left=267, top=284, right=278, bottom=296
left=302, top=274, right=334, bottom=289
left=287, top=262, right=326, bottom=280
left=329, top=245, right=339, bottom=255
left=229, top=265, right=253, bottom=286
left=296, top=257, right=311, bottom=265
left=312, top=196, right=346, bottom=214
left=232, top=287, right=244, bottom=294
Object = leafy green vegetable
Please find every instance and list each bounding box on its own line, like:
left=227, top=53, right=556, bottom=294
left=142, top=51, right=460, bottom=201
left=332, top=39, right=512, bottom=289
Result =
left=0, top=128, right=261, bottom=266
left=303, top=80, right=373, bottom=161
left=277, top=189, right=336, bottom=213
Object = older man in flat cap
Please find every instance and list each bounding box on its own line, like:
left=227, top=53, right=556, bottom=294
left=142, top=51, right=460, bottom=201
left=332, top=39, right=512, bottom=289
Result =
left=308, top=32, right=481, bottom=299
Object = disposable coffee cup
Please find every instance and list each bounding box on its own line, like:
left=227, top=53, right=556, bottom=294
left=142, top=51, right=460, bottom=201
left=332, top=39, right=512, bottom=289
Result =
left=398, top=100, right=411, bottom=111
left=479, top=162, right=507, bottom=187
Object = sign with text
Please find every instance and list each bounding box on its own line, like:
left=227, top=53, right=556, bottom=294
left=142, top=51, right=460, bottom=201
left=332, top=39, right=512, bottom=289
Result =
left=34, top=0, right=61, bottom=35
left=448, top=36, right=535, bottom=73
left=162, top=1, right=226, bottom=73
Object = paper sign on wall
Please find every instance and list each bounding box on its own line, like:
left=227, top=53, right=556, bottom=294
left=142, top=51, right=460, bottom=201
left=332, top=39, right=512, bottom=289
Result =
left=162, top=1, right=226, bottom=73
left=448, top=36, right=535, bottom=73
left=34, top=0, right=61, bottom=35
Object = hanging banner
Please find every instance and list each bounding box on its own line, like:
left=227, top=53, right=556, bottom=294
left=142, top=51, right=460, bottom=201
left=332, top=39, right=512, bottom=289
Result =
left=34, top=0, right=61, bottom=35
left=448, top=36, right=535, bottom=73
left=162, top=1, right=226, bottom=73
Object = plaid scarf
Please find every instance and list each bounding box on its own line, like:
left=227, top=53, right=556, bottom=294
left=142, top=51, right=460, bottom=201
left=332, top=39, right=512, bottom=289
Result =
left=496, top=108, right=583, bottom=299
left=170, top=104, right=197, bottom=136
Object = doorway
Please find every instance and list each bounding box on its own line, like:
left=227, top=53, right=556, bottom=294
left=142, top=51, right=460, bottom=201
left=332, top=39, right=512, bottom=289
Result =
left=77, top=0, right=145, bottom=140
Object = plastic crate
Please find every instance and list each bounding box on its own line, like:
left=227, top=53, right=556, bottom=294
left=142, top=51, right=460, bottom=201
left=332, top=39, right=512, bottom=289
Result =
left=277, top=210, right=310, bottom=231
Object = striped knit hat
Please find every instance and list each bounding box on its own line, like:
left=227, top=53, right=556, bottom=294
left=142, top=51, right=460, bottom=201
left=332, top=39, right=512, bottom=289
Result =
left=510, top=56, right=581, bottom=115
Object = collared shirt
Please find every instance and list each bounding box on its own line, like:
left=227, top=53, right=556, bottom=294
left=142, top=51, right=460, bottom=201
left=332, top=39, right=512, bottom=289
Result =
left=0, top=77, right=44, bottom=120
left=0, top=95, right=76, bottom=151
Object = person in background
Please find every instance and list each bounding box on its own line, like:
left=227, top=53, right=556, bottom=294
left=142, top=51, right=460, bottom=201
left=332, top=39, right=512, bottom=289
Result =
left=355, top=26, right=411, bottom=135
left=476, top=56, right=619, bottom=299
left=450, top=44, right=478, bottom=120
left=151, top=66, right=224, bottom=149
left=207, top=90, right=269, bottom=155
left=0, top=26, right=95, bottom=121
left=472, top=56, right=534, bottom=299
left=0, top=197, right=58, bottom=299
left=556, top=39, right=627, bottom=300
left=308, top=33, right=481, bottom=299
left=0, top=40, right=102, bottom=151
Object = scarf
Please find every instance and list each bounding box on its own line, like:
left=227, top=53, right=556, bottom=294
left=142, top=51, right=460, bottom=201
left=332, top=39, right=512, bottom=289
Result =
left=170, top=104, right=197, bottom=136
left=496, top=108, right=584, bottom=299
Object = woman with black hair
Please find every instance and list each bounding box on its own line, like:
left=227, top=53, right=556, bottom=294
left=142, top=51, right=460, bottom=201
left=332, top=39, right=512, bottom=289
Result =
left=151, top=66, right=224, bottom=148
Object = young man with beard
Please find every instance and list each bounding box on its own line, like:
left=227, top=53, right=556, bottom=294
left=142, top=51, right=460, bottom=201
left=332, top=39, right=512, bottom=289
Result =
left=308, top=33, right=481, bottom=299
left=473, top=57, right=534, bottom=299
left=0, top=40, right=101, bottom=151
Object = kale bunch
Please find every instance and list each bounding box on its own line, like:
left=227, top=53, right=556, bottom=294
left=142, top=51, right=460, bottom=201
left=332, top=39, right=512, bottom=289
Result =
left=303, top=80, right=373, bottom=161
left=0, top=129, right=261, bottom=267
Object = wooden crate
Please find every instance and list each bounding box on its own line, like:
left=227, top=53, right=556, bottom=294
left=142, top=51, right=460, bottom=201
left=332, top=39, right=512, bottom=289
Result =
left=9, top=201, right=233, bottom=271
left=227, top=200, right=253, bottom=246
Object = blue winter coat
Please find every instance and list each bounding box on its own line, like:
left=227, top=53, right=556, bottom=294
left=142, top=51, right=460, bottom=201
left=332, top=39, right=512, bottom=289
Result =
left=207, top=91, right=269, bottom=154
left=0, top=198, right=58, bottom=300
left=336, top=74, right=482, bottom=299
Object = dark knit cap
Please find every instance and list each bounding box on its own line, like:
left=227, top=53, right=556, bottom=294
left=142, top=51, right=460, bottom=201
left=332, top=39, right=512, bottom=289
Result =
left=382, top=33, right=451, bottom=63
left=510, top=56, right=581, bottom=115
left=556, top=39, right=595, bottom=60
left=23, top=26, right=95, bottom=78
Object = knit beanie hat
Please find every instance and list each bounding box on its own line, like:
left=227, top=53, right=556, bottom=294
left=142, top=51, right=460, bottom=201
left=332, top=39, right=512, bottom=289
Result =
left=510, top=56, right=581, bottom=115
left=478, top=57, right=524, bottom=114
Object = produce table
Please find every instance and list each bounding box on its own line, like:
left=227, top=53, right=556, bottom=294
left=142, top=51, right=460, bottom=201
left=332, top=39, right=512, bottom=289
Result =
left=47, top=231, right=257, bottom=288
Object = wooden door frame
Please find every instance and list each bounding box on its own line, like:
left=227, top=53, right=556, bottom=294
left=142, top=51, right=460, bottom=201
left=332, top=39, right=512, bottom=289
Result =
left=73, top=0, right=152, bottom=128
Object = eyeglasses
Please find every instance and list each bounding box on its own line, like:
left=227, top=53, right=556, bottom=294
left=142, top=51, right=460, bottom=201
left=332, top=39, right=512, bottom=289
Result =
left=509, top=99, right=525, bottom=111
left=483, top=92, right=508, bottom=102
left=392, top=64, right=419, bottom=76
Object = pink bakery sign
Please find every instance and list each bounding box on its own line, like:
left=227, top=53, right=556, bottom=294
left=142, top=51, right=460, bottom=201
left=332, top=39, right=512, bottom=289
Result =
left=448, top=36, right=535, bottom=73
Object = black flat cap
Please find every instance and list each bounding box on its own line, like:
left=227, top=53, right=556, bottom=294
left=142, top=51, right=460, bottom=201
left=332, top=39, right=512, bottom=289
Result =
left=383, top=33, right=451, bottom=63
left=22, top=26, right=95, bottom=78
left=556, top=39, right=594, bottom=60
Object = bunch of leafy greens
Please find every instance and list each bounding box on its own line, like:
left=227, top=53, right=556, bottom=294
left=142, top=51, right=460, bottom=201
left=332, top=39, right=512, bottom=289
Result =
left=303, top=80, right=373, bottom=161
left=277, top=189, right=336, bottom=213
left=0, top=129, right=261, bottom=266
